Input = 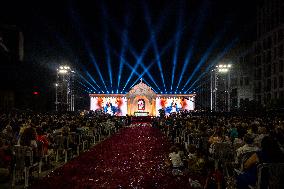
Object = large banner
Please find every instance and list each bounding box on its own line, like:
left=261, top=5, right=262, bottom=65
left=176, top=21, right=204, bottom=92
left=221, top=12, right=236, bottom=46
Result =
left=156, top=97, right=194, bottom=115
left=90, top=97, right=127, bottom=116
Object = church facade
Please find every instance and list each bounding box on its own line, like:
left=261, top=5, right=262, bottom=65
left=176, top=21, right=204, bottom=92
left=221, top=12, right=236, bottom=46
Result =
left=89, top=81, right=195, bottom=116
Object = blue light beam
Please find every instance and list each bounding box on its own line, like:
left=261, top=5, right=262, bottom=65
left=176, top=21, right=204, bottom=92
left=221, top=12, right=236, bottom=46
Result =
left=53, top=32, right=105, bottom=92
left=121, top=4, right=170, bottom=91
left=181, top=31, right=223, bottom=91
left=111, top=48, right=161, bottom=92
left=176, top=0, right=209, bottom=91
left=171, top=0, right=184, bottom=91
left=77, top=73, right=97, bottom=92
left=69, top=7, right=108, bottom=92
left=124, top=25, right=190, bottom=92
left=143, top=2, right=170, bottom=91
left=101, top=4, right=113, bottom=89
left=128, top=38, right=175, bottom=90
left=185, top=38, right=239, bottom=93
left=117, top=25, right=128, bottom=92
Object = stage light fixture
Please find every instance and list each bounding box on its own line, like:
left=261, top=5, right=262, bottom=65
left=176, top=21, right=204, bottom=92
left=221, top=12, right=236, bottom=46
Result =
left=218, top=68, right=229, bottom=73
left=58, top=69, right=68, bottom=74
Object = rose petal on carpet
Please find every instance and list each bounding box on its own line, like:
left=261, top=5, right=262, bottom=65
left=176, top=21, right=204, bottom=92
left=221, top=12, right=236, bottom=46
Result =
left=31, top=126, right=193, bottom=189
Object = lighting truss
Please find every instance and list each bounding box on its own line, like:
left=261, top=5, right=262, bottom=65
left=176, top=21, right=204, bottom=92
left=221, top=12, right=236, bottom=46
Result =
left=56, top=65, right=76, bottom=112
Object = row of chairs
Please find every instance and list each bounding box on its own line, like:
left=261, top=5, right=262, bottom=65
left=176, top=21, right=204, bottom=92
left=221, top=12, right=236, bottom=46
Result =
left=12, top=145, right=39, bottom=188
left=161, top=124, right=284, bottom=188
left=11, top=124, right=119, bottom=188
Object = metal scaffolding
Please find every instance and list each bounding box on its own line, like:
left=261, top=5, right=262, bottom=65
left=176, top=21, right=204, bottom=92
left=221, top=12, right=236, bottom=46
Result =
left=55, top=66, right=75, bottom=112
left=211, top=64, right=231, bottom=112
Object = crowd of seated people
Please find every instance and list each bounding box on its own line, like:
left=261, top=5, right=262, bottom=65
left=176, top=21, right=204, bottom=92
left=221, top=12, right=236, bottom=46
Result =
left=0, top=110, right=125, bottom=186
left=158, top=111, right=284, bottom=189
left=1, top=109, right=284, bottom=188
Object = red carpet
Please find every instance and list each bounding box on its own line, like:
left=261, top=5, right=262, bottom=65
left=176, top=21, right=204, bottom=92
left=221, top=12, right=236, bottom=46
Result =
left=31, top=126, right=192, bottom=189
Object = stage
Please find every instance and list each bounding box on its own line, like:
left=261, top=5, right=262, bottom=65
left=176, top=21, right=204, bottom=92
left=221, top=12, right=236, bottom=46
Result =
left=90, top=80, right=195, bottom=116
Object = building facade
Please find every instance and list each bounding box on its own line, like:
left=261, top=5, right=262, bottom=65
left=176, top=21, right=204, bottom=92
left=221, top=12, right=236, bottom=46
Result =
left=230, top=48, right=254, bottom=109
left=254, top=0, right=284, bottom=106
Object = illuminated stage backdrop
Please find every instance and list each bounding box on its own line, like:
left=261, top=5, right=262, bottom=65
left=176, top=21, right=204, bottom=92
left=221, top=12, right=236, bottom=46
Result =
left=156, top=95, right=195, bottom=116
left=89, top=81, right=195, bottom=116
left=90, top=95, right=127, bottom=116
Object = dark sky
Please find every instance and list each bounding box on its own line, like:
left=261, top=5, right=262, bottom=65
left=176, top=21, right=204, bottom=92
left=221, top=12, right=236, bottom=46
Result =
left=0, top=0, right=257, bottom=93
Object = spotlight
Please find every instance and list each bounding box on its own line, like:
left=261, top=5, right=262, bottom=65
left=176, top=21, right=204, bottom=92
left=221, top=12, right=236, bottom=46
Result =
left=58, top=69, right=68, bottom=74
left=218, top=68, right=229, bottom=73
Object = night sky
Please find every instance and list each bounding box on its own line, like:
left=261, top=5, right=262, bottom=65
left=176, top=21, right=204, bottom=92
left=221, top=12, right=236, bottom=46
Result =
left=0, top=0, right=257, bottom=94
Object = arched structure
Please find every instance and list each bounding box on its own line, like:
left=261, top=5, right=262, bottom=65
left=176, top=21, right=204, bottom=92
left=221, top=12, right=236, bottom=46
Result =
left=126, top=81, right=156, bottom=116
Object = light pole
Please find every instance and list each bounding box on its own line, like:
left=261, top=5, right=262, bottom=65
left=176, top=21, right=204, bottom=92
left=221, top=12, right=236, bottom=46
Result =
left=210, top=69, right=214, bottom=111
left=211, top=64, right=232, bottom=112
left=55, top=83, right=58, bottom=111
left=56, top=66, right=75, bottom=112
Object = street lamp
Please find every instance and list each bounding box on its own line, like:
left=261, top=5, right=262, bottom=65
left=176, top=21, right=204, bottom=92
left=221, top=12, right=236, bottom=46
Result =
left=211, top=63, right=232, bottom=112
